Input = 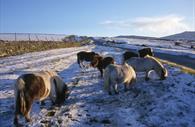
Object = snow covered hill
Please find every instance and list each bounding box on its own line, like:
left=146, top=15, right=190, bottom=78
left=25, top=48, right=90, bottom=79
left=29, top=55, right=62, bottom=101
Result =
left=0, top=45, right=195, bottom=127
left=162, top=31, right=195, bottom=41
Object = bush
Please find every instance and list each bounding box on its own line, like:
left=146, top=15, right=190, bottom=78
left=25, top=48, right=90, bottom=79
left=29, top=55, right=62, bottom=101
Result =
left=0, top=41, right=81, bottom=58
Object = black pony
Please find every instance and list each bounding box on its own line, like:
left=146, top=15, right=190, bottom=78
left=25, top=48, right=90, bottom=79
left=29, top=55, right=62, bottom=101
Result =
left=123, top=51, right=138, bottom=63
left=123, top=47, right=154, bottom=63
left=138, top=47, right=154, bottom=57
left=77, top=51, right=99, bottom=68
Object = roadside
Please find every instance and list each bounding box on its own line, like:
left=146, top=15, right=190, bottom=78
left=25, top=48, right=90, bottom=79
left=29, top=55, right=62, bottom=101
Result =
left=96, top=43, right=195, bottom=70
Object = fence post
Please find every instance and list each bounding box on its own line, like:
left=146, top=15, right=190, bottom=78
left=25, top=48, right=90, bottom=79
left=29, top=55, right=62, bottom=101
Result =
left=28, top=33, right=31, bottom=42
left=15, top=33, right=17, bottom=41
left=45, top=37, right=48, bottom=42
left=35, top=34, right=39, bottom=41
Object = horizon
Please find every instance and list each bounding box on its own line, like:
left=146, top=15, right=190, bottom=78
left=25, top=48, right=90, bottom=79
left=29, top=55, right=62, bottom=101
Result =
left=0, top=0, right=194, bottom=37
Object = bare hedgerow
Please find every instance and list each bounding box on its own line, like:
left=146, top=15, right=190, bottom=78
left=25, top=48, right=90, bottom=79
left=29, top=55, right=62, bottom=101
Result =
left=0, top=41, right=81, bottom=58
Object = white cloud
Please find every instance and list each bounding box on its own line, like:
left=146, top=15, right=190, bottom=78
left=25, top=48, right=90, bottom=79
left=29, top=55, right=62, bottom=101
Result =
left=100, top=20, right=132, bottom=28
left=100, top=15, right=190, bottom=37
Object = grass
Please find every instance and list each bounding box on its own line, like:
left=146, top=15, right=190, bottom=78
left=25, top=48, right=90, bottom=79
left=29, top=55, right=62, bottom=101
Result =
left=0, top=41, right=81, bottom=58
left=157, top=58, right=195, bottom=75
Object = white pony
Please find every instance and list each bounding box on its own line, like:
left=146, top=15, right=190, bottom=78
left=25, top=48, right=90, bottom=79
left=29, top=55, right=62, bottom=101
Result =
left=126, top=55, right=168, bottom=80
left=104, top=63, right=136, bottom=95
left=14, top=71, right=69, bottom=125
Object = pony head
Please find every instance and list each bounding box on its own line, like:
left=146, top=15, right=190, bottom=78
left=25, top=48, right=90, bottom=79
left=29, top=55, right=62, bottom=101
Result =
left=53, top=77, right=70, bottom=105
left=91, top=57, right=99, bottom=67
left=90, top=55, right=103, bottom=67
left=138, top=47, right=154, bottom=57
left=145, top=55, right=168, bottom=80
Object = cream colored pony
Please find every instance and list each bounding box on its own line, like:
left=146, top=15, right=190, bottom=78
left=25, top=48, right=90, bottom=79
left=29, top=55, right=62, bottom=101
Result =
left=126, top=55, right=168, bottom=80
left=104, top=63, right=136, bottom=95
left=14, top=71, right=69, bottom=125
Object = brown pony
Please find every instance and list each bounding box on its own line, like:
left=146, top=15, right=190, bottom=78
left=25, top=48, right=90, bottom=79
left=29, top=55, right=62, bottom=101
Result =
left=14, top=71, right=69, bottom=125
left=77, top=51, right=99, bottom=68
left=91, top=56, right=114, bottom=77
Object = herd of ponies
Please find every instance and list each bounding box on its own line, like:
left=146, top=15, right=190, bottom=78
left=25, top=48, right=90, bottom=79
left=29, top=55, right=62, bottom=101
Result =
left=13, top=47, right=168, bottom=125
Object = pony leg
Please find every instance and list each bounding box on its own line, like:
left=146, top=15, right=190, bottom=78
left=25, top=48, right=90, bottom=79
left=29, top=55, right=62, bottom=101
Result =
left=124, top=83, right=128, bottom=92
left=40, top=100, right=46, bottom=106
left=24, top=97, right=33, bottom=122
left=113, top=84, right=119, bottom=94
left=25, top=105, right=32, bottom=122
left=14, top=114, right=19, bottom=125
left=108, top=84, right=112, bottom=95
left=25, top=112, right=32, bottom=122
left=145, top=71, right=150, bottom=81
left=99, top=69, right=103, bottom=78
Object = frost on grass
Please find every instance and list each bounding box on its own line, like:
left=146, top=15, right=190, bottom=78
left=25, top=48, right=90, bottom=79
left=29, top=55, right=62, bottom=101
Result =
left=0, top=45, right=194, bottom=127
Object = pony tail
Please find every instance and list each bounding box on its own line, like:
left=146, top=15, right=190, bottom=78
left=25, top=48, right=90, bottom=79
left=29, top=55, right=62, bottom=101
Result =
left=77, top=54, right=81, bottom=67
left=15, top=78, right=26, bottom=116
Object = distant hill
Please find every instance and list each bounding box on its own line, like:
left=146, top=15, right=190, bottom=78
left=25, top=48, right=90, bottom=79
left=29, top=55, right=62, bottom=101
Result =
left=115, top=35, right=158, bottom=40
left=115, top=35, right=171, bottom=41
left=162, top=31, right=195, bottom=41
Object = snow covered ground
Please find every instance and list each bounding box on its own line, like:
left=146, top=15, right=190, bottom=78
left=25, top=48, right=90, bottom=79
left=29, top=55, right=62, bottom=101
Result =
left=0, top=45, right=195, bottom=127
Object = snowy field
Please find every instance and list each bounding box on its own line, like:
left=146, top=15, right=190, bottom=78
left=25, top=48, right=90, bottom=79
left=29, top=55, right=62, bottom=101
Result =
left=0, top=45, right=195, bottom=127
left=110, top=37, right=195, bottom=59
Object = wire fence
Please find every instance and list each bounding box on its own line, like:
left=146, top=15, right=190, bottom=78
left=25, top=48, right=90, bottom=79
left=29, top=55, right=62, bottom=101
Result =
left=0, top=33, right=66, bottom=41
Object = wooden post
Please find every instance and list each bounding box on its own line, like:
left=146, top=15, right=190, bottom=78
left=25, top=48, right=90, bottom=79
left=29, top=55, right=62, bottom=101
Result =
left=35, top=34, right=39, bottom=41
left=28, top=33, right=31, bottom=42
left=45, top=37, right=48, bottom=42
left=15, top=33, right=17, bottom=41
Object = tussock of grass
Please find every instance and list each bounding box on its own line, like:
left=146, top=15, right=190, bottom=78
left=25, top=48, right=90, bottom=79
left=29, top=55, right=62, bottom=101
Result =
left=0, top=41, right=81, bottom=58
left=157, top=58, right=195, bottom=75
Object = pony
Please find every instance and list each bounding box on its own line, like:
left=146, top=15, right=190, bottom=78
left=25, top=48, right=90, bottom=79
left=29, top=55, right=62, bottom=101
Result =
left=138, top=47, right=154, bottom=57
left=123, top=51, right=138, bottom=63
left=104, top=63, right=136, bottom=95
left=91, top=56, right=114, bottom=77
left=14, top=71, right=69, bottom=125
left=123, top=47, right=154, bottom=63
left=77, top=51, right=99, bottom=68
left=126, top=55, right=168, bottom=81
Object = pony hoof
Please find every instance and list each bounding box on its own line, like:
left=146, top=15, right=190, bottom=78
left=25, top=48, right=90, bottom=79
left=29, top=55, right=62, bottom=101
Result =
left=145, top=77, right=149, bottom=81
left=115, top=91, right=119, bottom=94
left=14, top=119, right=18, bottom=125
left=41, top=101, right=45, bottom=106
left=26, top=118, right=32, bottom=123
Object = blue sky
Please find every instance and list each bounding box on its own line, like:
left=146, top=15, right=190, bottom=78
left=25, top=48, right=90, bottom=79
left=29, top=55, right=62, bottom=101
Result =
left=0, top=0, right=194, bottom=37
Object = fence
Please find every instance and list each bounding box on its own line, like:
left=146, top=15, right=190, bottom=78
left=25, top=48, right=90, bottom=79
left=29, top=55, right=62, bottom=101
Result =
left=0, top=33, right=67, bottom=41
